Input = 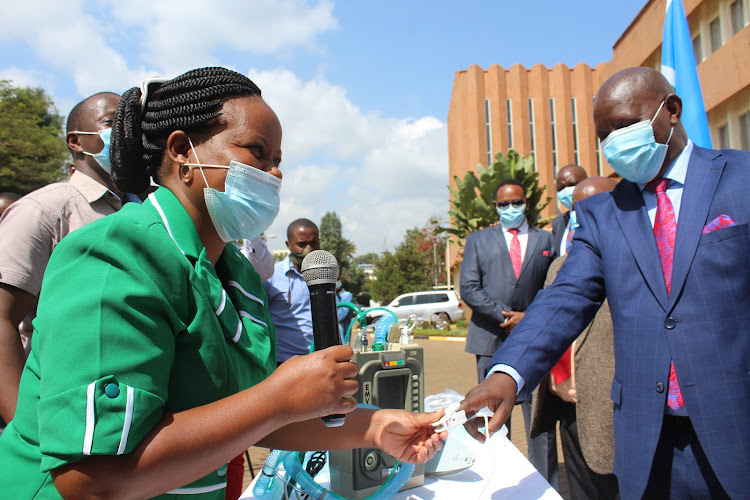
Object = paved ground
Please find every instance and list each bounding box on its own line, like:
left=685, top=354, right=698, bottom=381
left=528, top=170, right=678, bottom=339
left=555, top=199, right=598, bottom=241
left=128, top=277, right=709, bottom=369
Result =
left=241, top=338, right=570, bottom=498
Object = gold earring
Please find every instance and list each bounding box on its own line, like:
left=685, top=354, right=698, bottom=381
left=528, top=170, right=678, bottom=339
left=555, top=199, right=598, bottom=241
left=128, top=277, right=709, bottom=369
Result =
left=180, top=164, right=191, bottom=181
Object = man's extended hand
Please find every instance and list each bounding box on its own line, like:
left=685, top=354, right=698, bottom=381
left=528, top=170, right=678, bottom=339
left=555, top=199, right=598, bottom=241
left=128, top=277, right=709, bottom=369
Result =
left=459, top=372, right=517, bottom=443
left=500, top=311, right=524, bottom=333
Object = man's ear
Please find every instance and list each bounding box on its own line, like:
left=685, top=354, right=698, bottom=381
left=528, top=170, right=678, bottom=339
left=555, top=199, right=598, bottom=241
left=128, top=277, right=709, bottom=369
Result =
left=66, top=131, right=84, bottom=154
left=666, top=94, right=683, bottom=124
left=166, top=130, right=192, bottom=165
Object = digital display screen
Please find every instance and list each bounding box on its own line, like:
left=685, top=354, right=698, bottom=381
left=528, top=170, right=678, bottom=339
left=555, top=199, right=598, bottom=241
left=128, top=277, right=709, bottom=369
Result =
left=376, top=373, right=407, bottom=410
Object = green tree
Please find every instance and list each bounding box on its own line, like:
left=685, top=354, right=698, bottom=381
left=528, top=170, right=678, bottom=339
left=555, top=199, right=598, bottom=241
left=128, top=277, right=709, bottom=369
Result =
left=319, top=211, right=362, bottom=295
left=0, top=81, right=68, bottom=194
left=319, top=211, right=356, bottom=265
left=439, top=149, right=552, bottom=248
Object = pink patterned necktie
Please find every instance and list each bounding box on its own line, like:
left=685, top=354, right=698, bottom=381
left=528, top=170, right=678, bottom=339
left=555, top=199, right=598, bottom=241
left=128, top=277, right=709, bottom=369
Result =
left=565, top=220, right=575, bottom=253
left=647, top=177, right=683, bottom=411
left=508, top=228, right=522, bottom=279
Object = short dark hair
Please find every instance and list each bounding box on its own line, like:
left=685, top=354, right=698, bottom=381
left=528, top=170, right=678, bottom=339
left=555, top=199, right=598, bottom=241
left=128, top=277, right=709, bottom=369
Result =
left=110, top=67, right=263, bottom=194
left=495, top=179, right=525, bottom=198
left=66, top=92, right=119, bottom=133
left=287, top=218, right=319, bottom=240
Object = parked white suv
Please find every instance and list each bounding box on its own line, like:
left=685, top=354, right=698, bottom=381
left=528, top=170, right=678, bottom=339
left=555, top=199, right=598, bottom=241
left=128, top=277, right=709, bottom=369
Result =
left=370, top=290, right=464, bottom=329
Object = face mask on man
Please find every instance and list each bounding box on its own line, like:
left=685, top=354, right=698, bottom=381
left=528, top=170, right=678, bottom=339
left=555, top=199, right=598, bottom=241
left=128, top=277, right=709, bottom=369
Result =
left=569, top=210, right=579, bottom=230
left=601, top=99, right=674, bottom=184
left=74, top=128, right=113, bottom=173
left=289, top=247, right=312, bottom=267
left=184, top=137, right=282, bottom=242
left=557, top=185, right=574, bottom=211
left=497, top=203, right=526, bottom=229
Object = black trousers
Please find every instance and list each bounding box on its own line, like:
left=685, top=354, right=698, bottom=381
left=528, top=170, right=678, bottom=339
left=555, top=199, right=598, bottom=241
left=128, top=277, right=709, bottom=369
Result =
left=557, top=402, right=620, bottom=500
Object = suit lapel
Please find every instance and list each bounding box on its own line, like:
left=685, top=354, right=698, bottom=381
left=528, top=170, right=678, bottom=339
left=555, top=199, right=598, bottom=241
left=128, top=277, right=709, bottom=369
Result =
left=611, top=181, right=670, bottom=311
left=519, top=227, right=541, bottom=279
left=669, top=147, right=725, bottom=309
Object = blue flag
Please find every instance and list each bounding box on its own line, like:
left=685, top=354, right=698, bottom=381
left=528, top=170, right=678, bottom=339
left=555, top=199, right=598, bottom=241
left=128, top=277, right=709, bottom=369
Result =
left=661, top=0, right=712, bottom=148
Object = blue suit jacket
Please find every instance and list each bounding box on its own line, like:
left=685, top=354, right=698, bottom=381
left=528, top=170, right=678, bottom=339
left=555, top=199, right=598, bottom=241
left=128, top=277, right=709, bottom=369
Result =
left=489, top=147, right=750, bottom=498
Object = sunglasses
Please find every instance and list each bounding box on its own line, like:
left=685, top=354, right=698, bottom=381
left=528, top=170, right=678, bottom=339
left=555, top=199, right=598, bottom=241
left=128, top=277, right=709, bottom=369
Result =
left=496, top=199, right=526, bottom=209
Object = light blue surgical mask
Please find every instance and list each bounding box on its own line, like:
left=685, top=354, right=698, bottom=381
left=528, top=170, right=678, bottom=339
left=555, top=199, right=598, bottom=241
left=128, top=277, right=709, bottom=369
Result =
left=569, top=210, right=579, bottom=230
left=75, top=128, right=112, bottom=173
left=497, top=204, right=526, bottom=229
left=557, top=185, right=574, bottom=211
left=185, top=138, right=282, bottom=242
left=601, top=99, right=673, bottom=184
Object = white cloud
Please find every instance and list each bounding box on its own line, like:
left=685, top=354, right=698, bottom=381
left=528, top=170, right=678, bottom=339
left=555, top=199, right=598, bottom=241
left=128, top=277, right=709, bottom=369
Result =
left=0, top=1, right=149, bottom=98
left=0, top=2, right=449, bottom=255
left=250, top=68, right=448, bottom=255
left=0, top=67, right=47, bottom=89
left=0, top=0, right=336, bottom=100
left=106, top=0, right=337, bottom=75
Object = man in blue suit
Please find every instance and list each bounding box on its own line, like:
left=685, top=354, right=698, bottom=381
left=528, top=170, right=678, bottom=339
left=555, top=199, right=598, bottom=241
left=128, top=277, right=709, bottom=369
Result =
left=462, top=67, right=749, bottom=498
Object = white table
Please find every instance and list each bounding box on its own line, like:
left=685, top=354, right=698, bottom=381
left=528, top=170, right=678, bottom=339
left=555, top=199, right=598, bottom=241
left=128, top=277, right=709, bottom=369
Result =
left=241, top=429, right=561, bottom=500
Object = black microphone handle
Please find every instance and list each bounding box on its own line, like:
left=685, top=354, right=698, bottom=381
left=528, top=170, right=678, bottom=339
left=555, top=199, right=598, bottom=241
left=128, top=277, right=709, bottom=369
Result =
left=308, top=282, right=346, bottom=426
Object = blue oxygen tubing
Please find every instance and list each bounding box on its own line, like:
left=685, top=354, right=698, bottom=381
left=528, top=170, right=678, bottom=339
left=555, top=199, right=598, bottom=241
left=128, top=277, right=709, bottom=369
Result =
left=335, top=302, right=397, bottom=345
left=252, top=405, right=415, bottom=500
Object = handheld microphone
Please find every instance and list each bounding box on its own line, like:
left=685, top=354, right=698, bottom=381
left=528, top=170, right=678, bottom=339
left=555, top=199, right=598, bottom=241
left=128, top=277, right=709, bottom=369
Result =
left=301, top=250, right=346, bottom=427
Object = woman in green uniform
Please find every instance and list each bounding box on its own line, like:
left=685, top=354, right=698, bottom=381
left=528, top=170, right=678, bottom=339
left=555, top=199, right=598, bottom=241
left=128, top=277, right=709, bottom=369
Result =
left=0, top=67, right=445, bottom=499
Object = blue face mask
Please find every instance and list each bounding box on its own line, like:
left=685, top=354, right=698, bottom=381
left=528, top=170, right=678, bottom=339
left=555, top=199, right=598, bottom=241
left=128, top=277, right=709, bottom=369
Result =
left=601, top=99, right=673, bottom=184
left=557, top=185, right=574, bottom=211
left=75, top=127, right=112, bottom=173
left=497, top=204, right=526, bottom=229
left=569, top=210, right=579, bottom=230
left=185, top=138, right=282, bottom=242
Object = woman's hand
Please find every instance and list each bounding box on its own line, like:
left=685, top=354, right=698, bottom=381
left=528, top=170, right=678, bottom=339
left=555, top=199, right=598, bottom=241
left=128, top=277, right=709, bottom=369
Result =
left=368, top=409, right=448, bottom=464
left=268, top=345, right=360, bottom=423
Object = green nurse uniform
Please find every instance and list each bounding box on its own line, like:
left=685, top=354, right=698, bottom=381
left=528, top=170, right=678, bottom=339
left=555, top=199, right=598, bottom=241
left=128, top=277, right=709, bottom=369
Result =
left=0, top=187, right=276, bottom=499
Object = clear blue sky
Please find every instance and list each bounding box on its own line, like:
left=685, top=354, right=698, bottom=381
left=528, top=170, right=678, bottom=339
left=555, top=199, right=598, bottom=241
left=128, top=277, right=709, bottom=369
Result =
left=0, top=0, right=647, bottom=254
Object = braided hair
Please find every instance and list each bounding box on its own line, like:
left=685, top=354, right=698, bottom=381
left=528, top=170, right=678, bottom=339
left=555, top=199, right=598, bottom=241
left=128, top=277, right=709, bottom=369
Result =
left=111, top=67, right=262, bottom=194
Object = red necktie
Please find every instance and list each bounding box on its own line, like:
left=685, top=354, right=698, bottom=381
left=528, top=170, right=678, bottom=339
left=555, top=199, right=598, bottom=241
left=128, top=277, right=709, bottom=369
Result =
left=508, top=228, right=522, bottom=279
left=648, top=177, right=683, bottom=411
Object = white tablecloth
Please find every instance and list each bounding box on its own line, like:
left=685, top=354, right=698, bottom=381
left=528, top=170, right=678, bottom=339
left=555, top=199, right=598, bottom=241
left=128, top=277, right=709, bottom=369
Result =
left=241, top=429, right=561, bottom=500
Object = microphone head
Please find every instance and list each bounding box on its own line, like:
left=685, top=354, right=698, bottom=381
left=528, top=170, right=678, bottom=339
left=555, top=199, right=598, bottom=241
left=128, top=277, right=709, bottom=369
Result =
left=300, top=250, right=339, bottom=286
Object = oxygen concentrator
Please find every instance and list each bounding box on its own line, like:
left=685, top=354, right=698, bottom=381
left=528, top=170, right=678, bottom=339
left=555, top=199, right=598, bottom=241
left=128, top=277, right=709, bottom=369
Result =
left=328, top=341, right=426, bottom=499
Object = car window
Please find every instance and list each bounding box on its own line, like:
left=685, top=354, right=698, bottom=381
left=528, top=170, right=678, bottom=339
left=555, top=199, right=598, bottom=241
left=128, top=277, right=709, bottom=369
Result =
left=434, top=293, right=449, bottom=303
left=398, top=295, right=415, bottom=306
left=414, top=294, right=435, bottom=305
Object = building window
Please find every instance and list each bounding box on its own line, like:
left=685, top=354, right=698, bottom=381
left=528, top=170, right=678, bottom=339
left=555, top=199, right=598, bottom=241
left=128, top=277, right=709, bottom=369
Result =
left=506, top=98, right=513, bottom=150
left=718, top=124, right=730, bottom=149
left=550, top=98, right=558, bottom=173
left=731, top=0, right=745, bottom=35
left=692, top=34, right=703, bottom=63
left=484, top=98, right=492, bottom=166
left=571, top=97, right=580, bottom=164
left=528, top=98, right=536, bottom=167
left=740, top=111, right=750, bottom=150
left=709, top=16, right=722, bottom=52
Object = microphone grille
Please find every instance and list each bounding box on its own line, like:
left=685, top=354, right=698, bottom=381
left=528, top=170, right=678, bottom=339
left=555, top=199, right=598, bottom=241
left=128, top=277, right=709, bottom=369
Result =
left=300, top=250, right=339, bottom=285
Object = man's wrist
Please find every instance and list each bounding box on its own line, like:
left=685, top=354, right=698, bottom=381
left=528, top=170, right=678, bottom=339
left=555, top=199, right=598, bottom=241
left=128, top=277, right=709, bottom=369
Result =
left=486, top=364, right=525, bottom=395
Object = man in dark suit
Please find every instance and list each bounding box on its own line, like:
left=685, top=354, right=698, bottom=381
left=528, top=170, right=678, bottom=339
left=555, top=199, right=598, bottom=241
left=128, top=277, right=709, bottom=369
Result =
left=551, top=164, right=587, bottom=257
left=462, top=66, right=749, bottom=498
left=460, top=179, right=557, bottom=488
